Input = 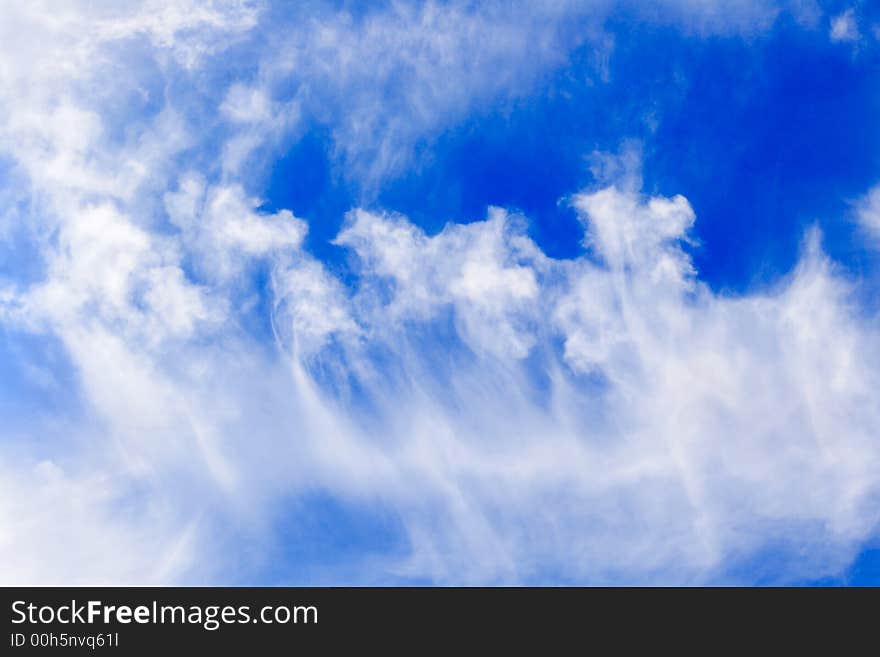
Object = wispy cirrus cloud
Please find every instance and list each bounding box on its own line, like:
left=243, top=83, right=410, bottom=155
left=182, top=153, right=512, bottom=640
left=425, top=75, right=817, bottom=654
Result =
left=1, top=0, right=879, bottom=585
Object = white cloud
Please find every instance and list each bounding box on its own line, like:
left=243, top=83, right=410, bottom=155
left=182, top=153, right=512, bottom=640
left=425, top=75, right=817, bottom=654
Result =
left=298, top=185, right=880, bottom=583
left=857, top=185, right=880, bottom=241
left=336, top=207, right=542, bottom=359
left=214, top=2, right=610, bottom=186
left=0, top=459, right=202, bottom=585
left=1, top=0, right=879, bottom=585
left=165, top=175, right=307, bottom=281
left=212, top=1, right=804, bottom=187
left=272, top=257, right=359, bottom=356
left=830, top=8, right=860, bottom=42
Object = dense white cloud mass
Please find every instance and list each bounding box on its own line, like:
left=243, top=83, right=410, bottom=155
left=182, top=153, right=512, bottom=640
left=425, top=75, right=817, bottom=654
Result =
left=1, top=0, right=879, bottom=584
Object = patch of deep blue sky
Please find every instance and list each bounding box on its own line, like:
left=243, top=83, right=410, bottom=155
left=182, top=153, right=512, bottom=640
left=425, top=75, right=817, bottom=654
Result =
left=251, top=6, right=880, bottom=585
left=261, top=6, right=880, bottom=295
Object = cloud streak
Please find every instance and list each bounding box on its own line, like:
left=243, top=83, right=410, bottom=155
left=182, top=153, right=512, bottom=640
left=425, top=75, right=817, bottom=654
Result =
left=1, top=0, right=879, bottom=585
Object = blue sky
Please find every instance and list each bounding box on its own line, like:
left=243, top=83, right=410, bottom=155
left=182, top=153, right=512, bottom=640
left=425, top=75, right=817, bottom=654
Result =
left=262, top=3, right=880, bottom=290
left=1, top=0, right=880, bottom=585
